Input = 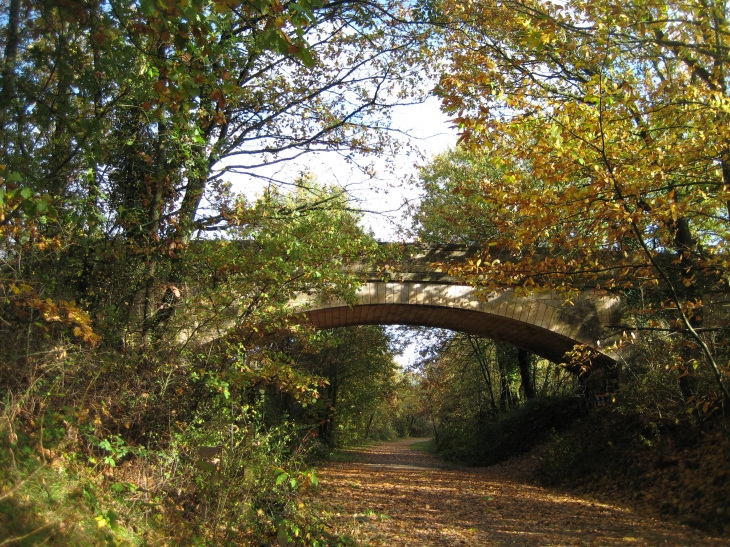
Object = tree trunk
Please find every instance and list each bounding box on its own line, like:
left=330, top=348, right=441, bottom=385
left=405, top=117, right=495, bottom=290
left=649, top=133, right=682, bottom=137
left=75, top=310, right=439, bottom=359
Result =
left=321, top=362, right=338, bottom=446
left=365, top=412, right=375, bottom=439
left=518, top=348, right=536, bottom=399
left=496, top=343, right=514, bottom=411
left=0, top=0, right=20, bottom=131
left=673, top=213, right=700, bottom=401
left=467, top=335, right=499, bottom=413
left=431, top=416, right=439, bottom=445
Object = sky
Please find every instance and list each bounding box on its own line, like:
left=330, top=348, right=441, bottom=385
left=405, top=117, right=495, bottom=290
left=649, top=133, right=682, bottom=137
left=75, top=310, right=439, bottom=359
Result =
left=231, top=95, right=458, bottom=241
left=359, top=96, right=459, bottom=239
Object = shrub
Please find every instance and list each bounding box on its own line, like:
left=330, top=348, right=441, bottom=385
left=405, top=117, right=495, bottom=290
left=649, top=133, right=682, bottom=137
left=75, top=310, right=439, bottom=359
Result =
left=438, top=396, right=585, bottom=465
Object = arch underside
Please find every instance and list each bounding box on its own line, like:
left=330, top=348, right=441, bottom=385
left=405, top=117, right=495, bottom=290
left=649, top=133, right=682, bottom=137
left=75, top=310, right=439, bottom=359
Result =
left=303, top=304, right=617, bottom=368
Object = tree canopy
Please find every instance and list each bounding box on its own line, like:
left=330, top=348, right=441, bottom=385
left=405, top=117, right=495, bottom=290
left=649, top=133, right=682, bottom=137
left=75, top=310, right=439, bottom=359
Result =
left=0, top=1, right=436, bottom=537
left=431, top=0, right=730, bottom=398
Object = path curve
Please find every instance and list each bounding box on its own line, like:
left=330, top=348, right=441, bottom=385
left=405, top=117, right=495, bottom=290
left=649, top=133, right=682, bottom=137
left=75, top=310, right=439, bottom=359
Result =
left=315, top=438, right=729, bottom=546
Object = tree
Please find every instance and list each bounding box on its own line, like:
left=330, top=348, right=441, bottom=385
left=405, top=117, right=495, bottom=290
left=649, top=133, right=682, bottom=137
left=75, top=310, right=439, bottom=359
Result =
left=433, top=0, right=730, bottom=399
left=408, top=147, right=540, bottom=396
left=0, top=169, right=391, bottom=542
left=413, top=326, right=575, bottom=456
left=0, top=0, right=434, bottom=342
left=407, top=147, right=504, bottom=244
left=0, top=2, right=437, bottom=540
left=272, top=325, right=400, bottom=446
left=318, top=326, right=399, bottom=446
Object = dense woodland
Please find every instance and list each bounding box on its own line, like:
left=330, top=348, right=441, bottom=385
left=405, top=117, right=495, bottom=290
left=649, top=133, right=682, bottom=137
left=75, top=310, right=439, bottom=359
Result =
left=1, top=0, right=730, bottom=544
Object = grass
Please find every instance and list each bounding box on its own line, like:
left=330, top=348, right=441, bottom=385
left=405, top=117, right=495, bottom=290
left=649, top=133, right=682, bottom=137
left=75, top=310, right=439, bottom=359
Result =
left=327, top=440, right=380, bottom=462
left=329, top=437, right=436, bottom=461
left=0, top=450, right=152, bottom=546
left=409, top=438, right=436, bottom=453
left=0, top=418, right=178, bottom=547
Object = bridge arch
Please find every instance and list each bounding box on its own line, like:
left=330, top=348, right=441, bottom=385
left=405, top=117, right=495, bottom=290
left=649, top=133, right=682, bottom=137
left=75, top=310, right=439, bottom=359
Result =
left=290, top=280, right=623, bottom=368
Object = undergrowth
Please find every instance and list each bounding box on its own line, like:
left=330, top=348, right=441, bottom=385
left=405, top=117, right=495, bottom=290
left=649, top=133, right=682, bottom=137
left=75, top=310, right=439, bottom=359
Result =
left=0, top=426, right=156, bottom=545
left=0, top=365, right=358, bottom=546
left=432, top=383, right=730, bottom=537
left=436, top=396, right=585, bottom=465
left=533, top=405, right=730, bottom=536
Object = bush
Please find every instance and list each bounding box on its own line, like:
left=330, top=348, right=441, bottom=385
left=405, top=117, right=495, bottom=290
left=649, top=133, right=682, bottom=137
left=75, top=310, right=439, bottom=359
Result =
left=437, top=396, right=585, bottom=465
left=534, top=406, right=651, bottom=486
left=533, top=402, right=730, bottom=536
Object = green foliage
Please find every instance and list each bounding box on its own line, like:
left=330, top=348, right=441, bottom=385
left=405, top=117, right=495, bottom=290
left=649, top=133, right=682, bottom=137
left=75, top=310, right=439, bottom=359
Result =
left=407, top=147, right=506, bottom=245
left=534, top=407, right=649, bottom=488
left=1, top=0, right=432, bottom=257
left=415, top=327, right=578, bottom=459
left=0, top=341, right=360, bottom=545
left=0, top=175, right=389, bottom=544
left=95, top=435, right=134, bottom=468
left=154, top=400, right=335, bottom=545
left=266, top=324, right=421, bottom=448
left=0, top=5, right=420, bottom=541
left=0, top=423, right=157, bottom=545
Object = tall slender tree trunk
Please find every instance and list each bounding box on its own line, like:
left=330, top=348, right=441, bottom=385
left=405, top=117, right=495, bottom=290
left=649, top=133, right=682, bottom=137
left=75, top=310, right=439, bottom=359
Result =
left=0, top=0, right=20, bottom=131
left=467, top=335, right=499, bottom=414
left=321, top=362, right=338, bottom=446
left=365, top=412, right=375, bottom=439
left=496, top=343, right=514, bottom=411
left=517, top=348, right=536, bottom=399
left=673, top=212, right=700, bottom=401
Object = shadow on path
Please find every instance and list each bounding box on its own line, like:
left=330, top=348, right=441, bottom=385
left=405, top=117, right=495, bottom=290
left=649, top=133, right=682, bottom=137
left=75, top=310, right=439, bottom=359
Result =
left=315, top=438, right=730, bottom=547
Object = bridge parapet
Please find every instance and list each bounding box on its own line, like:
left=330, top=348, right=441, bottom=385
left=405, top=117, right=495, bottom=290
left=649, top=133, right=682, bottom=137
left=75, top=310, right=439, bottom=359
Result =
left=349, top=243, right=483, bottom=283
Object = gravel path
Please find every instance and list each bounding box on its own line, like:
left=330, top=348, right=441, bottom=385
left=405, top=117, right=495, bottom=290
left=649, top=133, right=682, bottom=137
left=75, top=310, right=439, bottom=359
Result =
left=314, top=438, right=730, bottom=546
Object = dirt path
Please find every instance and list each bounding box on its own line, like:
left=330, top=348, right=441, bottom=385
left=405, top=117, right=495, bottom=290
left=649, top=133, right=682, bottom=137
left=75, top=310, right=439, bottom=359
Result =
left=314, top=438, right=730, bottom=546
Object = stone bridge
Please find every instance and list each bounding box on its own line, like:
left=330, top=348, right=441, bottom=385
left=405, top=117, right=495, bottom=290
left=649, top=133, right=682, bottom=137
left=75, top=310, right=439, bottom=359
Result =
left=289, top=244, right=625, bottom=369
